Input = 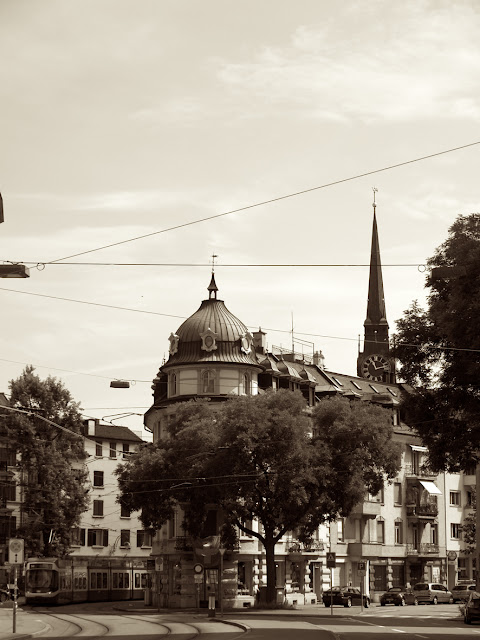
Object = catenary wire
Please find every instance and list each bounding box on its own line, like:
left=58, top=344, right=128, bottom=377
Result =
left=1, top=286, right=479, bottom=355
left=45, top=140, right=480, bottom=263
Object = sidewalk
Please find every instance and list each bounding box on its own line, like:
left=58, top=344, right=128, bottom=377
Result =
left=0, top=601, right=50, bottom=640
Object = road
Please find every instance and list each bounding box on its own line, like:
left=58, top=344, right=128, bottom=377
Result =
left=1, top=601, right=479, bottom=640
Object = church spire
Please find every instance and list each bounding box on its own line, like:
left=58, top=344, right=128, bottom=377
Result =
left=357, top=190, right=392, bottom=381
left=365, top=189, right=388, bottom=328
left=208, top=253, right=218, bottom=299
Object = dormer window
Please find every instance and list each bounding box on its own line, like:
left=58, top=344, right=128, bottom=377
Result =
left=200, top=328, right=218, bottom=352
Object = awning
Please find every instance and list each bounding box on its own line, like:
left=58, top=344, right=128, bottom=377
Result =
left=420, top=480, right=442, bottom=495
left=410, top=445, right=428, bottom=452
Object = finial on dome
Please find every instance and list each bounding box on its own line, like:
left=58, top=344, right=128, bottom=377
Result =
left=208, top=274, right=218, bottom=299
left=208, top=253, right=219, bottom=299
left=372, top=186, right=378, bottom=214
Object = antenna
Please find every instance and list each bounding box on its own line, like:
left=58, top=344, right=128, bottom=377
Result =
left=211, top=253, right=218, bottom=273
left=372, top=187, right=378, bottom=213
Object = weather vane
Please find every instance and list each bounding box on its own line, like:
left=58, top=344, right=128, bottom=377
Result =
left=372, top=187, right=378, bottom=212
left=211, top=253, right=218, bottom=273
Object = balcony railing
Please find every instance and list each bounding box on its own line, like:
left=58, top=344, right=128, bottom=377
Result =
left=406, top=543, right=439, bottom=556
left=404, top=463, right=437, bottom=479
left=406, top=503, right=438, bottom=518
left=287, top=540, right=324, bottom=553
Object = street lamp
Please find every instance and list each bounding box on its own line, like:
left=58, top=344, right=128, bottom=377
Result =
left=0, top=264, right=29, bottom=278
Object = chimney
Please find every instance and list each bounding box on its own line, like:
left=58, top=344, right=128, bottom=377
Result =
left=253, top=328, right=267, bottom=354
left=313, top=350, right=325, bottom=369
left=87, top=419, right=96, bottom=436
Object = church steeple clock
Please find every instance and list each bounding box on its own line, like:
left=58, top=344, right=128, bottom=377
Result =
left=357, top=189, right=393, bottom=383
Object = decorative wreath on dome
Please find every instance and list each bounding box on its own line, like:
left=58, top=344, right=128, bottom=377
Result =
left=240, top=331, right=254, bottom=354
left=200, top=327, right=218, bottom=352
left=168, top=333, right=180, bottom=355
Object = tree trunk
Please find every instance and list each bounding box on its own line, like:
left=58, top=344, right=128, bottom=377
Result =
left=264, top=533, right=277, bottom=605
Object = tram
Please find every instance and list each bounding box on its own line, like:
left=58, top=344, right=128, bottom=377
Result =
left=25, top=557, right=150, bottom=605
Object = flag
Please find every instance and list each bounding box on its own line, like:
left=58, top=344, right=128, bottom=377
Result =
left=0, top=193, right=3, bottom=223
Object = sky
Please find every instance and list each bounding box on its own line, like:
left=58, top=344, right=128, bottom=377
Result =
left=1, top=0, right=479, bottom=439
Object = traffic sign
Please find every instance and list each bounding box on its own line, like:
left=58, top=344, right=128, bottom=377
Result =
left=8, top=538, right=24, bottom=565
left=193, top=563, right=204, bottom=575
left=358, top=561, right=366, bottom=571
left=326, top=552, right=336, bottom=568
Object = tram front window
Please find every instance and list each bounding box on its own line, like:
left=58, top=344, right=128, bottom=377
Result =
left=27, top=570, right=59, bottom=593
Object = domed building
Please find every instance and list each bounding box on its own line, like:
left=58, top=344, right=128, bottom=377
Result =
left=144, top=274, right=264, bottom=442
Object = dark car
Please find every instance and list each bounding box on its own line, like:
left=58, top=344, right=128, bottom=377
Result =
left=380, top=586, right=417, bottom=606
left=0, top=588, right=10, bottom=603
left=464, top=591, right=480, bottom=625
left=323, top=586, right=370, bottom=608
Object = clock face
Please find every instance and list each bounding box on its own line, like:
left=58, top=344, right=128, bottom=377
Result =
left=361, top=354, right=390, bottom=381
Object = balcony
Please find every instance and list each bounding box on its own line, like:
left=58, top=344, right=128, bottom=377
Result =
left=350, top=501, right=382, bottom=518
left=287, top=540, right=325, bottom=554
left=406, top=543, right=439, bottom=557
left=406, top=503, right=438, bottom=519
left=404, top=463, right=437, bottom=480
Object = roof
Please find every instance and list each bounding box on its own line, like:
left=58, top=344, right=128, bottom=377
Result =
left=94, top=423, right=144, bottom=443
left=163, top=296, right=261, bottom=369
left=0, top=393, right=9, bottom=407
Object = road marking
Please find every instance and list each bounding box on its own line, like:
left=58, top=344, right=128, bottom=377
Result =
left=391, top=630, right=406, bottom=634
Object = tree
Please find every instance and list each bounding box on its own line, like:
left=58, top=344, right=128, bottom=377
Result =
left=462, top=488, right=476, bottom=555
left=117, top=390, right=400, bottom=604
left=0, top=366, right=89, bottom=556
left=393, top=214, right=480, bottom=471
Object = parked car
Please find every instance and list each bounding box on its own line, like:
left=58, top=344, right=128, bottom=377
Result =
left=452, top=583, right=477, bottom=603
left=380, top=587, right=417, bottom=606
left=0, top=588, right=10, bottom=603
left=323, top=586, right=370, bottom=608
left=464, top=591, right=480, bottom=625
left=412, top=582, right=454, bottom=604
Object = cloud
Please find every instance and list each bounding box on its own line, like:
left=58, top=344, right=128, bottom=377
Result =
left=216, top=2, right=480, bottom=123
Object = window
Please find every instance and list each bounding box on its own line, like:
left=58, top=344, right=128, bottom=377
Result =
left=122, top=443, right=130, bottom=457
left=109, top=442, right=117, bottom=458
left=93, top=471, right=104, bottom=487
left=467, top=491, right=473, bottom=507
left=450, top=491, right=461, bottom=506
left=430, top=523, right=438, bottom=545
left=242, top=373, right=251, bottom=395
left=394, top=483, right=402, bottom=505
left=95, top=440, right=103, bottom=457
left=71, top=527, right=86, bottom=546
left=332, top=377, right=343, bottom=386
left=337, top=518, right=345, bottom=542
left=170, top=373, right=177, bottom=396
left=87, top=528, right=108, bottom=547
left=201, top=370, right=215, bottom=394
left=451, top=523, right=462, bottom=539
left=0, top=515, right=16, bottom=544
left=136, top=530, right=152, bottom=547
left=376, top=519, right=385, bottom=544
left=120, top=504, right=131, bottom=518
left=369, top=384, right=379, bottom=393
left=1, top=481, right=16, bottom=502
left=0, top=448, right=16, bottom=466
left=394, top=520, right=403, bottom=544
left=120, top=530, right=130, bottom=547
left=368, top=487, right=384, bottom=503
left=386, top=387, right=398, bottom=397
left=93, top=500, right=104, bottom=517
left=351, top=380, right=362, bottom=390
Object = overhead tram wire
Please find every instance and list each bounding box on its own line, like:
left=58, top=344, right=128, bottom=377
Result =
left=43, top=140, right=480, bottom=264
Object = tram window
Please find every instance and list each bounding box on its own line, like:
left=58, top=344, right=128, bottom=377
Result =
left=124, top=573, right=129, bottom=589
left=102, top=573, right=107, bottom=589
left=118, top=573, right=123, bottom=589
left=135, top=573, right=140, bottom=589
left=141, top=574, right=147, bottom=589
left=113, top=573, right=118, bottom=589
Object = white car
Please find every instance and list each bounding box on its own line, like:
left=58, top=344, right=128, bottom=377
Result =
left=412, top=582, right=453, bottom=604
left=452, top=583, right=476, bottom=603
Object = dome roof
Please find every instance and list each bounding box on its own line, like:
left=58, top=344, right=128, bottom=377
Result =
left=163, top=276, right=261, bottom=369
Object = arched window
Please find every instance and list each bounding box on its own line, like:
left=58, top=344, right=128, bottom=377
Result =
left=170, top=373, right=177, bottom=396
left=201, top=369, right=215, bottom=394
left=242, top=372, right=251, bottom=395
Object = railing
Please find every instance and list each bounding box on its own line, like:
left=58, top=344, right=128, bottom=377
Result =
left=287, top=540, right=324, bottom=553
left=404, top=463, right=436, bottom=478
left=406, top=543, right=439, bottom=555
left=406, top=503, right=438, bottom=517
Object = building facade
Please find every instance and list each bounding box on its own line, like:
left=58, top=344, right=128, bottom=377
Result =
left=68, top=419, right=153, bottom=570
left=143, top=205, right=476, bottom=608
